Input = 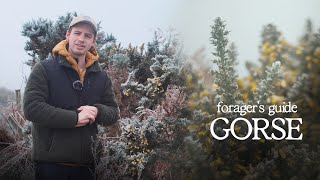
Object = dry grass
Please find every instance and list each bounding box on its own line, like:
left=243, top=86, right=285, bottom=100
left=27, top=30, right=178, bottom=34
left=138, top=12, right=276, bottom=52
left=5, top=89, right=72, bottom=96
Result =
left=0, top=102, right=33, bottom=179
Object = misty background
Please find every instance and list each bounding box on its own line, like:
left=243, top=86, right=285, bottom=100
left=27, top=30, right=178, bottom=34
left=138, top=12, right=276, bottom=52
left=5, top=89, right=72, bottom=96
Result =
left=0, top=0, right=319, bottom=91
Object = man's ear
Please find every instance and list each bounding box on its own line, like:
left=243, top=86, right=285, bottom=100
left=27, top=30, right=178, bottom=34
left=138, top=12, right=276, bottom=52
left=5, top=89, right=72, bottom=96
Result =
left=66, top=31, right=70, bottom=40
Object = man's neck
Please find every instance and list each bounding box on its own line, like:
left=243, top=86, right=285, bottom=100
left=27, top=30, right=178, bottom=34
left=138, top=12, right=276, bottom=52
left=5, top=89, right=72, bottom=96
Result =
left=75, top=56, right=86, bottom=70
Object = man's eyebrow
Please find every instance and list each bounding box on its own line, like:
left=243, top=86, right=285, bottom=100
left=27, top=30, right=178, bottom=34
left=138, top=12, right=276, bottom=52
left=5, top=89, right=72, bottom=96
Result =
left=85, top=32, right=93, bottom=36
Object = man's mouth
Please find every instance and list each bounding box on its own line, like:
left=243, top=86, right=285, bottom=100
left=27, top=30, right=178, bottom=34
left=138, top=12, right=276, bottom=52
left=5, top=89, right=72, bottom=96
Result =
left=75, top=44, right=85, bottom=48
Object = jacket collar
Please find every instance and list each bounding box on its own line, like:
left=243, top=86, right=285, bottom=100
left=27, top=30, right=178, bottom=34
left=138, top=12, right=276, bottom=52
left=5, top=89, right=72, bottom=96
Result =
left=57, top=55, right=102, bottom=72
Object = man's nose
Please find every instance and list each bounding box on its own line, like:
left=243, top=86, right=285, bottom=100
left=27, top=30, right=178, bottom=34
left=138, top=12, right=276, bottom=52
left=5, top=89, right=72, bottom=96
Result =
left=78, top=35, right=85, bottom=42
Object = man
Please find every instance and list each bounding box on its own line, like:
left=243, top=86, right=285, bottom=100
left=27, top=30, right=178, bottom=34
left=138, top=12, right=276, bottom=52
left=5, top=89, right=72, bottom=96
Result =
left=23, top=15, right=119, bottom=180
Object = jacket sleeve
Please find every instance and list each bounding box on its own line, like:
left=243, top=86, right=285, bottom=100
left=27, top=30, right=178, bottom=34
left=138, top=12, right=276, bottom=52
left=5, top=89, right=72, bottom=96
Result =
left=94, top=73, right=119, bottom=126
left=23, top=62, right=78, bottom=128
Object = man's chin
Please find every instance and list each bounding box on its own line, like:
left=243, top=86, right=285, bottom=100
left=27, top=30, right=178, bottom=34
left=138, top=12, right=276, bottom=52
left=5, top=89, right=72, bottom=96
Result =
left=72, top=51, right=86, bottom=58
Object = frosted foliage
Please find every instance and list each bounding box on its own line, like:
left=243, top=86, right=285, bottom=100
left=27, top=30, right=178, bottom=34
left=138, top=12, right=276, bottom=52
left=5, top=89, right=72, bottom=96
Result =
left=210, top=18, right=241, bottom=106
left=255, top=61, right=281, bottom=104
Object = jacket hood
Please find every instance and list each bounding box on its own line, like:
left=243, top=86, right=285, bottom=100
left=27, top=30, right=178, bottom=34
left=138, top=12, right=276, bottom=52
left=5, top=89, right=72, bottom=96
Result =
left=52, top=40, right=99, bottom=82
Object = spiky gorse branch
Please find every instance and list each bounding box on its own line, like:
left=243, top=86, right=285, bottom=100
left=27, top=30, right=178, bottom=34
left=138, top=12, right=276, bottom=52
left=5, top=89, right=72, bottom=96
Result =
left=210, top=17, right=241, bottom=107
left=137, top=85, right=187, bottom=121
left=287, top=73, right=309, bottom=101
left=254, top=61, right=282, bottom=104
left=96, top=116, right=163, bottom=179
left=121, top=29, right=184, bottom=109
left=295, top=23, right=320, bottom=116
left=209, top=17, right=242, bottom=121
left=94, top=137, right=128, bottom=179
left=261, top=24, right=282, bottom=45
left=21, top=13, right=75, bottom=67
left=109, top=54, right=130, bottom=69
left=246, top=24, right=292, bottom=84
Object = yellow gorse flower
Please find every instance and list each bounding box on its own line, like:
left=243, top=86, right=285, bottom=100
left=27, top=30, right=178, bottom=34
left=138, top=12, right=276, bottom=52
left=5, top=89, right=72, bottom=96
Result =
left=296, top=47, right=303, bottom=55
left=271, top=95, right=285, bottom=105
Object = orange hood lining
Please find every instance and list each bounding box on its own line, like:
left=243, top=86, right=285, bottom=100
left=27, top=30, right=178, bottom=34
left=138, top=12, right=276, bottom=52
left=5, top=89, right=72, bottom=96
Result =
left=52, top=40, right=99, bottom=82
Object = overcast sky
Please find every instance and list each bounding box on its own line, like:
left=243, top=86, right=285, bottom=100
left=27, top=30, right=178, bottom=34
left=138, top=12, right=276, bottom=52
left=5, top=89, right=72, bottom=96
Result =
left=0, top=0, right=319, bottom=91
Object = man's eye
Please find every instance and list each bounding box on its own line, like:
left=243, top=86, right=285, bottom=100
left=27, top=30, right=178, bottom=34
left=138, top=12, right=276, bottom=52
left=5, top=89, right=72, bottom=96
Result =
left=86, top=35, right=92, bottom=38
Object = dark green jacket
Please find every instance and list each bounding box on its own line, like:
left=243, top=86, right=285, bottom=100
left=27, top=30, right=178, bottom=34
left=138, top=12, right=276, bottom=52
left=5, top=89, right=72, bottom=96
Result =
left=23, top=55, right=119, bottom=165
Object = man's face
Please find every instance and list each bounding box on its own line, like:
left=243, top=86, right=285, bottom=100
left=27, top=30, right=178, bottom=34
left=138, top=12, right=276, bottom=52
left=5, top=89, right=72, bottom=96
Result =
left=66, top=23, right=96, bottom=59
